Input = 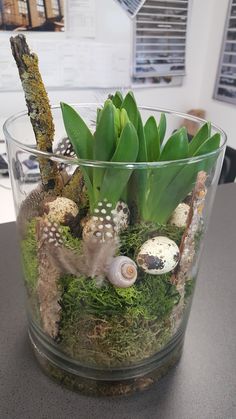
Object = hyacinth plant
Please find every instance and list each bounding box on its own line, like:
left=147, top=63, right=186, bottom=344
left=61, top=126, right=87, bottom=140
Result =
left=61, top=91, right=220, bottom=224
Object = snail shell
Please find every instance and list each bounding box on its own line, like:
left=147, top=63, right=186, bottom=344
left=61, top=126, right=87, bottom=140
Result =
left=107, top=256, right=137, bottom=288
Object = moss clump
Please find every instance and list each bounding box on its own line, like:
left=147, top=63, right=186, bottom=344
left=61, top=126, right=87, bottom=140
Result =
left=58, top=272, right=180, bottom=367
left=20, top=218, right=38, bottom=292
left=60, top=274, right=179, bottom=321
left=59, top=225, right=82, bottom=252
left=119, top=222, right=185, bottom=259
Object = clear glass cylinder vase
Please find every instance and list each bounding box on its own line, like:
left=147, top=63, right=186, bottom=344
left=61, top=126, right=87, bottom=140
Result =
left=3, top=105, right=226, bottom=396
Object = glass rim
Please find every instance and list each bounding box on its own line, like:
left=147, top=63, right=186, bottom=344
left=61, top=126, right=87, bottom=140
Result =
left=3, top=104, right=227, bottom=169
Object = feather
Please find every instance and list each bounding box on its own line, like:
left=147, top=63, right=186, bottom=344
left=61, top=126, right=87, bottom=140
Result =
left=47, top=238, right=118, bottom=279
left=17, top=186, right=45, bottom=237
left=38, top=215, right=118, bottom=279
left=78, top=237, right=118, bottom=278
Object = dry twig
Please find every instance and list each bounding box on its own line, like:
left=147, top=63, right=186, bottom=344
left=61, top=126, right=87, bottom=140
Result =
left=10, top=34, right=61, bottom=193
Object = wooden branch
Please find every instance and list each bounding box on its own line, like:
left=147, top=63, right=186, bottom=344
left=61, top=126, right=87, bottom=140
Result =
left=62, top=167, right=86, bottom=206
left=10, top=34, right=61, bottom=194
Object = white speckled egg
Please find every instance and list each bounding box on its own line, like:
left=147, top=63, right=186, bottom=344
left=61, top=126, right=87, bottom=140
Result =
left=136, top=236, right=180, bottom=275
left=111, top=201, right=130, bottom=232
left=169, top=203, right=190, bottom=228
left=43, top=197, right=78, bottom=225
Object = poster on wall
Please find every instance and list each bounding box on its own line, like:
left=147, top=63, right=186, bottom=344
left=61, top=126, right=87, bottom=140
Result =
left=0, top=0, right=130, bottom=91
left=0, top=0, right=64, bottom=32
left=67, top=0, right=96, bottom=38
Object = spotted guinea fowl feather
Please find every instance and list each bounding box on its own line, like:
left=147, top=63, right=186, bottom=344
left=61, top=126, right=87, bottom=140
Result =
left=40, top=200, right=119, bottom=279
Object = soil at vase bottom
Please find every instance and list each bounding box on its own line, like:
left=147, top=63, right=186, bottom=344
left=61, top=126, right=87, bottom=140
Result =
left=30, top=331, right=184, bottom=397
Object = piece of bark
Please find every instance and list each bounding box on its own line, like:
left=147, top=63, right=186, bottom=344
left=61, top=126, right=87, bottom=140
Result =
left=170, top=171, right=207, bottom=332
left=10, top=35, right=61, bottom=194
left=61, top=167, right=87, bottom=207
left=36, top=219, right=62, bottom=338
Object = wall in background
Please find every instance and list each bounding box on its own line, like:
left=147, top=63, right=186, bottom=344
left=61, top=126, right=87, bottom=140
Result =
left=197, top=0, right=236, bottom=147
left=0, top=0, right=235, bottom=147
left=0, top=0, right=202, bottom=128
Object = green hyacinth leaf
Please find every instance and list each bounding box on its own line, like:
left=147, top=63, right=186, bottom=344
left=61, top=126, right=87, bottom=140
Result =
left=120, top=108, right=130, bottom=131
left=114, top=107, right=121, bottom=138
left=158, top=113, right=167, bottom=144
left=146, top=133, right=221, bottom=224
left=112, top=91, right=123, bottom=109
left=122, top=91, right=139, bottom=131
left=189, top=122, right=211, bottom=156
left=60, top=102, right=94, bottom=191
left=137, top=110, right=148, bottom=162
left=160, top=127, right=189, bottom=161
left=94, top=99, right=117, bottom=161
left=93, top=100, right=117, bottom=202
left=194, top=132, right=220, bottom=157
left=131, top=111, right=149, bottom=219
left=61, top=102, right=93, bottom=160
left=96, top=108, right=102, bottom=126
left=149, top=156, right=214, bottom=224
left=99, top=122, right=139, bottom=205
left=144, top=116, right=160, bottom=161
left=144, top=163, right=180, bottom=222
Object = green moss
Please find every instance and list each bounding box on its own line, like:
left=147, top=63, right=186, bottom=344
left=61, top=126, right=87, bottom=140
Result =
left=59, top=225, right=82, bottom=252
left=21, top=218, right=187, bottom=368
left=57, top=222, right=185, bottom=367
left=58, top=271, right=180, bottom=366
left=59, top=272, right=179, bottom=321
left=20, top=218, right=38, bottom=292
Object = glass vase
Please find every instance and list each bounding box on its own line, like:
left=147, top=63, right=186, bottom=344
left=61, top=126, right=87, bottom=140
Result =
left=3, top=105, right=226, bottom=396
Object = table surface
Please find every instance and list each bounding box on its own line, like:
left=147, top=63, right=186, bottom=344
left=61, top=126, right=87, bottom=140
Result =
left=0, top=183, right=236, bottom=419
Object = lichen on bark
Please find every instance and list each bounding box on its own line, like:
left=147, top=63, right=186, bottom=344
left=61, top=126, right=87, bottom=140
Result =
left=10, top=34, right=61, bottom=194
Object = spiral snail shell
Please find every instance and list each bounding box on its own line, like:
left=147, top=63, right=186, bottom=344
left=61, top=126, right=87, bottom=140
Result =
left=107, top=256, right=138, bottom=288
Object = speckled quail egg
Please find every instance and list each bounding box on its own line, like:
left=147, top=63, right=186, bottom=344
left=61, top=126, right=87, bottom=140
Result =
left=111, top=201, right=130, bottom=232
left=169, top=203, right=190, bottom=228
left=43, top=197, right=78, bottom=225
left=136, top=236, right=180, bottom=275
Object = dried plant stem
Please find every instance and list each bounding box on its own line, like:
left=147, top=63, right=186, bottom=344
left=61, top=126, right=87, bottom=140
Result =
left=10, top=34, right=61, bottom=194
